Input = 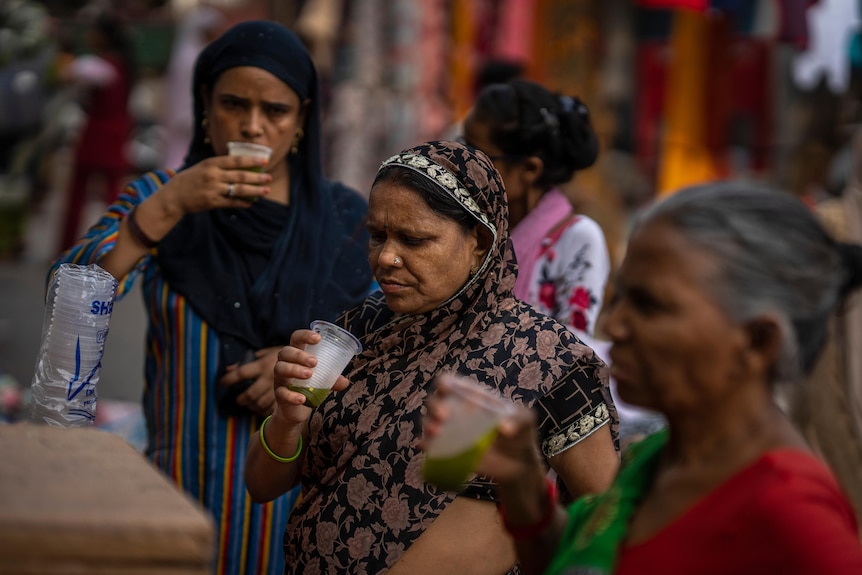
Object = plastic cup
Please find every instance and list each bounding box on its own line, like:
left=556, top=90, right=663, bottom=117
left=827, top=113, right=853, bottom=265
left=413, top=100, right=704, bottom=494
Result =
left=422, top=374, right=515, bottom=491
left=288, top=320, right=362, bottom=407
left=227, top=141, right=271, bottom=173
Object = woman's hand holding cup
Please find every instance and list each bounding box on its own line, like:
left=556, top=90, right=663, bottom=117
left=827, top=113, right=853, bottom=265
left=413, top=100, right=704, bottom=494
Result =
left=156, top=152, right=271, bottom=217
left=273, top=326, right=354, bottom=421
left=423, top=377, right=545, bottom=489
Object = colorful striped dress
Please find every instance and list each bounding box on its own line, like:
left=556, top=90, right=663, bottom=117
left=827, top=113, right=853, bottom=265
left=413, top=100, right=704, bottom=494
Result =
left=51, top=170, right=297, bottom=575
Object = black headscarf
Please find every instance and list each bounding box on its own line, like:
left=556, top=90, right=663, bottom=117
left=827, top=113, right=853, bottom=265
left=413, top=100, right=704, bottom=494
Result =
left=156, top=21, right=371, bottom=371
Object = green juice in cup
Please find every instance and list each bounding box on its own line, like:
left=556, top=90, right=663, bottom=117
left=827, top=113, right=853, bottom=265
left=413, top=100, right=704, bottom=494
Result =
left=422, top=427, right=498, bottom=491
left=287, top=320, right=363, bottom=408
left=227, top=141, right=271, bottom=174
left=287, top=385, right=331, bottom=408
left=422, top=374, right=514, bottom=491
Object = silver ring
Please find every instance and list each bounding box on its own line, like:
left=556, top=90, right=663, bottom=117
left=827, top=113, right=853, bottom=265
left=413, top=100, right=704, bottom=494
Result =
left=393, top=257, right=401, bottom=265
left=226, top=183, right=235, bottom=198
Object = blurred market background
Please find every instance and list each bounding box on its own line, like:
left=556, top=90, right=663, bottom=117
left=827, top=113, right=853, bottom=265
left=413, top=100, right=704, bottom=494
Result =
left=0, top=0, right=860, bottom=430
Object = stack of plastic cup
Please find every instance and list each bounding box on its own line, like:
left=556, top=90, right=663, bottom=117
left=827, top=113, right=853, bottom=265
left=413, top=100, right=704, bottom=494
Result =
left=29, top=264, right=118, bottom=427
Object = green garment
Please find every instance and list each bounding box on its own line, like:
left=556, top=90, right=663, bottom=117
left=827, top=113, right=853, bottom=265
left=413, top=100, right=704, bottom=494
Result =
left=546, top=429, right=669, bottom=575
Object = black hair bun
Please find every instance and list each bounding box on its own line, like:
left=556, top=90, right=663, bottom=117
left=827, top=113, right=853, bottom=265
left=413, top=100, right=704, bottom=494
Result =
left=838, top=242, right=862, bottom=298
left=558, top=95, right=598, bottom=171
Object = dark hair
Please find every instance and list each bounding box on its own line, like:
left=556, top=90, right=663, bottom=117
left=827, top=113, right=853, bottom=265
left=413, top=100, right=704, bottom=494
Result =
left=475, top=59, right=524, bottom=94
left=640, top=181, right=862, bottom=383
left=372, top=165, right=478, bottom=234
left=472, top=79, right=598, bottom=190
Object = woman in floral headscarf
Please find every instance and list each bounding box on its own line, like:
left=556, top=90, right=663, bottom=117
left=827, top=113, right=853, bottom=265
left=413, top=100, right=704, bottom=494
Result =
left=245, top=140, right=619, bottom=574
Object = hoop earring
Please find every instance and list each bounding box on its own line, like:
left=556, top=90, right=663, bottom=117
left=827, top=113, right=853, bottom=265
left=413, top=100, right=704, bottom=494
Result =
left=202, top=116, right=211, bottom=145
left=291, top=128, right=304, bottom=155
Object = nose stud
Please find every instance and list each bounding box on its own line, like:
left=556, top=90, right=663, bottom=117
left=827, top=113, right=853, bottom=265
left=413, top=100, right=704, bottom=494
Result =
left=393, top=257, right=401, bottom=265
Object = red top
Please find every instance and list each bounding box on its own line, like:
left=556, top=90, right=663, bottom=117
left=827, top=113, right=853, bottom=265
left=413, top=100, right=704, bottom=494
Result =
left=615, top=450, right=862, bottom=574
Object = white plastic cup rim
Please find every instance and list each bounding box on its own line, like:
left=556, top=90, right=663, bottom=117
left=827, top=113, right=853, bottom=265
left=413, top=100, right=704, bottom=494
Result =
left=44, top=326, right=105, bottom=339
left=227, top=141, right=272, bottom=160
left=52, top=291, right=116, bottom=302
left=49, top=308, right=112, bottom=323
left=54, top=274, right=116, bottom=286
left=44, top=340, right=104, bottom=353
left=45, top=337, right=103, bottom=349
left=54, top=272, right=116, bottom=285
left=45, top=337, right=106, bottom=348
left=310, top=320, right=362, bottom=352
left=44, top=339, right=105, bottom=353
left=45, top=332, right=103, bottom=342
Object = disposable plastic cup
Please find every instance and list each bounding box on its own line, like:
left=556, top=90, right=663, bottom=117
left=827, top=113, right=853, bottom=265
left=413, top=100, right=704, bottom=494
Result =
left=44, top=326, right=108, bottom=347
left=422, top=374, right=515, bottom=491
left=288, top=320, right=362, bottom=407
left=42, top=344, right=104, bottom=365
left=227, top=141, right=272, bottom=173
left=45, top=344, right=103, bottom=361
left=44, top=339, right=104, bottom=357
left=49, top=307, right=111, bottom=325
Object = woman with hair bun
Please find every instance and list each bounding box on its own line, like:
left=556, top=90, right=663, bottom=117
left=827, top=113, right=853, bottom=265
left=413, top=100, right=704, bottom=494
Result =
left=424, top=181, right=862, bottom=574
left=461, top=79, right=608, bottom=348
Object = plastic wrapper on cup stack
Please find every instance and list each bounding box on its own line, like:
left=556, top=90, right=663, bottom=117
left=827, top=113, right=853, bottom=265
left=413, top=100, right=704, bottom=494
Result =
left=28, top=263, right=118, bottom=427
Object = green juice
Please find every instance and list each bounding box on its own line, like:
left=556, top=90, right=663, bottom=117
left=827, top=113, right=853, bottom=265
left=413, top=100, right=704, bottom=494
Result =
left=239, top=166, right=265, bottom=202
left=422, top=428, right=498, bottom=491
left=288, top=385, right=331, bottom=407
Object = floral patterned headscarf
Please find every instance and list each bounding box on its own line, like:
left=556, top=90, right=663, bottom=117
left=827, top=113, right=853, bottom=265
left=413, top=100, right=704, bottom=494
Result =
left=283, top=141, right=615, bottom=574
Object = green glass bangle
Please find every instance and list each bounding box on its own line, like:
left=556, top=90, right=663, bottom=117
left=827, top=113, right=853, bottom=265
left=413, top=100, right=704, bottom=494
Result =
left=259, top=415, right=302, bottom=463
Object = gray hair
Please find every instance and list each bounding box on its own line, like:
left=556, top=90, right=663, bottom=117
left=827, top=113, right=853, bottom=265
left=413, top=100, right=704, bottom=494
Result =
left=637, top=181, right=862, bottom=384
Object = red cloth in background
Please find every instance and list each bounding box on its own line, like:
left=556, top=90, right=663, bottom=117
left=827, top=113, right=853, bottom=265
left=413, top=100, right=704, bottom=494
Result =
left=615, top=450, right=862, bottom=574
left=635, top=30, right=771, bottom=180
left=636, top=0, right=708, bottom=10
left=634, top=40, right=668, bottom=180
left=777, top=0, right=820, bottom=50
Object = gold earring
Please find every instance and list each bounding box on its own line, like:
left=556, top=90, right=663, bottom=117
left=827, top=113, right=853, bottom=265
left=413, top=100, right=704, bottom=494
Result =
left=202, top=116, right=211, bottom=145
left=470, top=265, right=479, bottom=277
left=291, top=128, right=304, bottom=155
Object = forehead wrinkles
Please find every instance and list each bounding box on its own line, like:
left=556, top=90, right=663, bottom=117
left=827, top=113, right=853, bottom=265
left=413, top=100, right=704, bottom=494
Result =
left=368, top=185, right=440, bottom=233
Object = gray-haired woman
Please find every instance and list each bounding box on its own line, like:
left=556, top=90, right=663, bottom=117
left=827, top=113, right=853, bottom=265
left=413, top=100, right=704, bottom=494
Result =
left=424, top=181, right=862, bottom=575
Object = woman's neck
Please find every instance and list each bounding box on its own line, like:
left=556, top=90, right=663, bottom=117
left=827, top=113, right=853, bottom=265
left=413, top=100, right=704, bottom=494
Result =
left=509, top=187, right=551, bottom=229
left=663, top=389, right=805, bottom=469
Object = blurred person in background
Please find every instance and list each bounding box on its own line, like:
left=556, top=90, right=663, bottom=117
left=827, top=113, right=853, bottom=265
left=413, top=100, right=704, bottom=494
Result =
left=461, top=79, right=608, bottom=350
left=424, top=182, right=862, bottom=574
left=0, top=0, right=52, bottom=258
left=50, top=21, right=373, bottom=574
left=783, top=126, right=862, bottom=531
left=440, top=57, right=524, bottom=142
left=161, top=5, right=225, bottom=170
left=462, top=79, right=667, bottom=449
left=57, top=11, right=135, bottom=254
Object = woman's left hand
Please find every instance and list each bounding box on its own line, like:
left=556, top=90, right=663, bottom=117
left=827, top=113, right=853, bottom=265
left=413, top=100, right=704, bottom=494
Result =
left=219, top=347, right=282, bottom=416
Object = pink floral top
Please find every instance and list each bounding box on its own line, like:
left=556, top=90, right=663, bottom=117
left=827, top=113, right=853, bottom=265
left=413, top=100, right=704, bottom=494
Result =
left=511, top=190, right=611, bottom=342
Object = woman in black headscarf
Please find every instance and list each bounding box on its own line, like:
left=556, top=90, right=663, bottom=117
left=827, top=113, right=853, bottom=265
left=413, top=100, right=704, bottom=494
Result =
left=49, top=20, right=372, bottom=575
